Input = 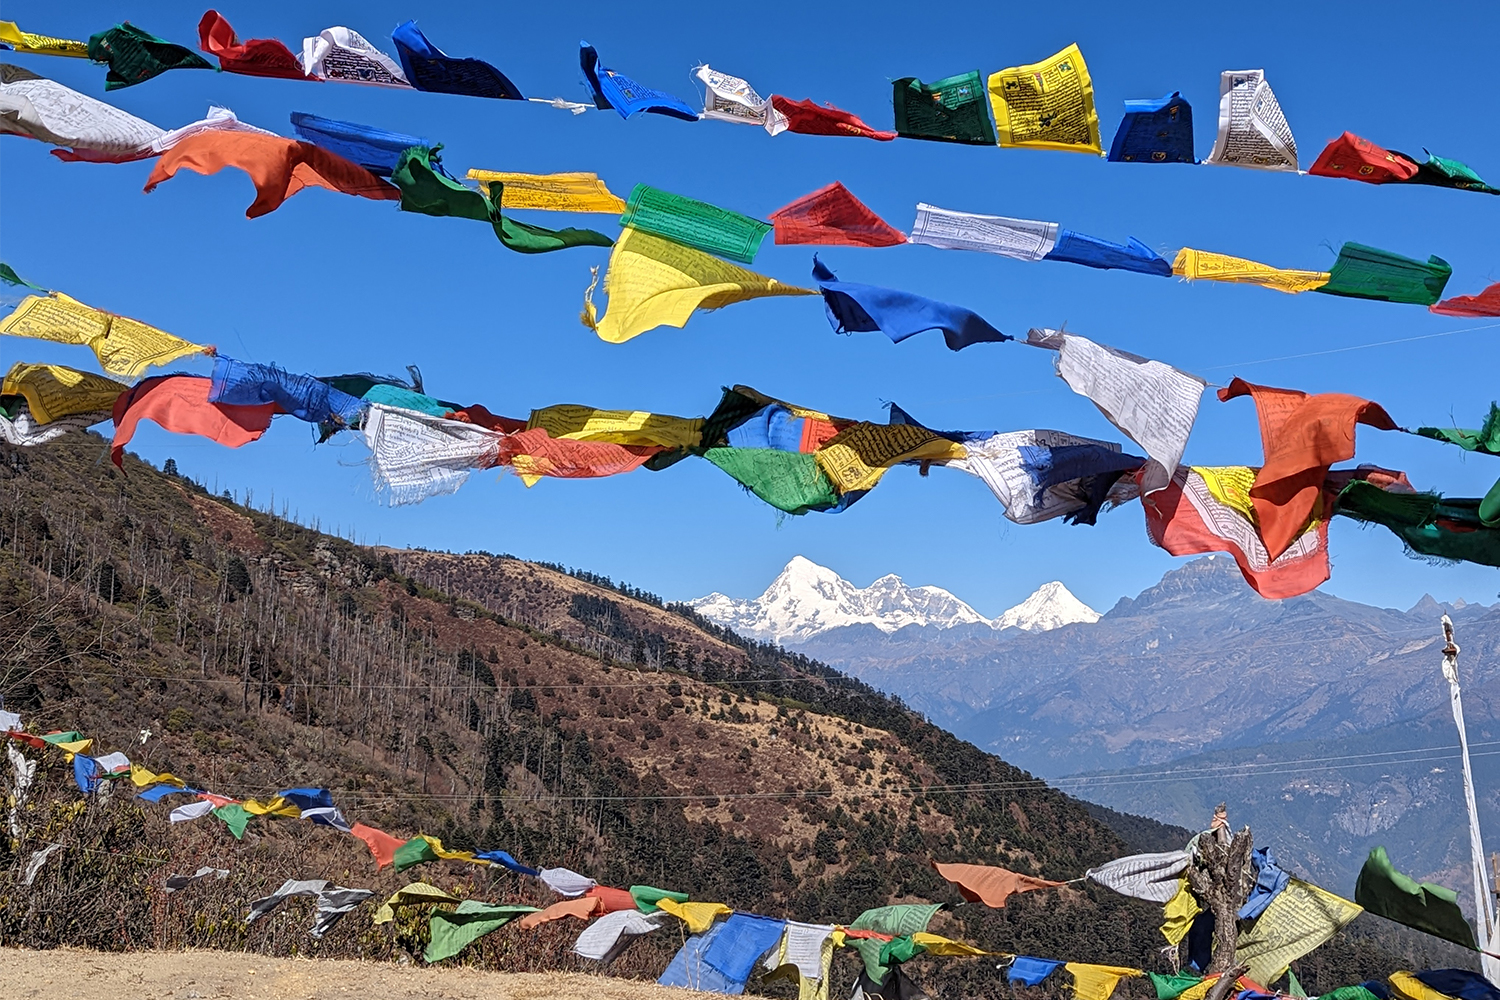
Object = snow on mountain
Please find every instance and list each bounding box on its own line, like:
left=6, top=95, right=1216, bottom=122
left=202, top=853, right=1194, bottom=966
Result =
left=688, top=556, right=1097, bottom=644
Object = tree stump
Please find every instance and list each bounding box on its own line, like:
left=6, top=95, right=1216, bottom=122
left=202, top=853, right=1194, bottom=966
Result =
left=1185, top=804, right=1254, bottom=975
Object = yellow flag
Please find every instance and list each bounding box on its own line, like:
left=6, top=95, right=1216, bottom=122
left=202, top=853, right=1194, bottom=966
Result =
left=130, top=764, right=186, bottom=788
left=1161, top=878, right=1202, bottom=945
left=1177, top=978, right=1219, bottom=1000
left=1, top=363, right=127, bottom=424
left=764, top=925, right=837, bottom=1000
left=242, top=796, right=302, bottom=818
left=1066, top=963, right=1143, bottom=1000
left=0, top=293, right=209, bottom=378
left=418, top=833, right=478, bottom=864
left=910, top=931, right=993, bottom=956
left=1390, top=972, right=1456, bottom=1000
left=582, top=227, right=816, bottom=344
left=466, top=170, right=627, bottom=213
left=53, top=738, right=92, bottom=755
left=372, top=881, right=461, bottom=924
left=814, top=422, right=966, bottom=494
left=0, top=21, right=89, bottom=57
left=1173, top=249, right=1331, bottom=294
left=1233, top=878, right=1362, bottom=986
left=988, top=44, right=1102, bottom=154
left=656, top=898, right=732, bottom=933
left=527, top=404, right=704, bottom=449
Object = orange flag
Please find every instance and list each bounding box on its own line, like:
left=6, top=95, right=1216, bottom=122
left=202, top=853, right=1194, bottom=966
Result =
left=351, top=822, right=406, bottom=869
left=933, top=862, right=1064, bottom=908
left=111, top=375, right=274, bottom=468
left=518, top=896, right=604, bottom=930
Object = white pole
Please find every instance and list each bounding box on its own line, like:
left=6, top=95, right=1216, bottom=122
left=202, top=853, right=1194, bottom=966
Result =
left=1440, top=615, right=1500, bottom=982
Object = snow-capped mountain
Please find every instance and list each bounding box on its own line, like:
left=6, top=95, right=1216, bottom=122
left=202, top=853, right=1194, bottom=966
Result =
left=688, top=556, right=1097, bottom=644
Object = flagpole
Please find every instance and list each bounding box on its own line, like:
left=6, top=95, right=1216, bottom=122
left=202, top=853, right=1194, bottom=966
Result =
left=1439, top=615, right=1500, bottom=982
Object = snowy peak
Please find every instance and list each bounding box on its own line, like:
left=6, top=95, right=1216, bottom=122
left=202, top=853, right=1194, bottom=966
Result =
left=688, top=557, right=1098, bottom=644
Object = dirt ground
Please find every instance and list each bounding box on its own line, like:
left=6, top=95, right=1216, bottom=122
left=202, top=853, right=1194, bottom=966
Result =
left=0, top=948, right=724, bottom=1000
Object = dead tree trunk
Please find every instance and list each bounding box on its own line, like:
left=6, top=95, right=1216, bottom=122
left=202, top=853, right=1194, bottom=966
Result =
left=1185, top=804, right=1255, bottom=976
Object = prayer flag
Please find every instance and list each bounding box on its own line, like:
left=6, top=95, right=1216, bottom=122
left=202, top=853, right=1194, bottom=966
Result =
left=660, top=921, right=744, bottom=992
left=575, top=909, right=672, bottom=962
left=769, top=96, right=897, bottom=140
left=932, top=861, right=1064, bottom=908
left=0, top=363, right=127, bottom=424
left=519, top=897, right=605, bottom=930
left=1416, top=404, right=1500, bottom=455
left=488, top=185, right=615, bottom=253
left=1085, top=851, right=1190, bottom=903
left=290, top=113, right=432, bottom=176
left=582, top=227, right=815, bottom=344
left=1354, top=846, right=1477, bottom=950
left=0, top=65, right=164, bottom=157
left=908, top=204, right=1059, bottom=260
left=145, top=131, right=401, bottom=218
left=937, top=428, right=1140, bottom=526
left=1315, top=243, right=1452, bottom=306
left=893, top=71, right=996, bottom=145
left=1067, top=964, right=1144, bottom=1000
left=1308, top=133, right=1419, bottom=184
left=1011, top=958, right=1064, bottom=986
left=620, top=184, right=771, bottom=264
left=351, top=822, right=406, bottom=869
left=425, top=902, right=537, bottom=962
left=0, top=401, right=108, bottom=446
left=498, top=427, right=661, bottom=486
left=210, top=356, right=366, bottom=429
left=1204, top=70, right=1298, bottom=171
left=813, top=256, right=1009, bottom=351
left=1414, top=971, right=1500, bottom=1000
left=1233, top=878, right=1361, bottom=985
left=704, top=913, right=789, bottom=982
left=1240, top=847, right=1291, bottom=920
left=1162, top=879, right=1201, bottom=945
left=392, top=145, right=489, bottom=220
left=539, top=866, right=597, bottom=896
left=87, top=23, right=213, bottom=90
left=197, top=11, right=306, bottom=80
left=362, top=403, right=503, bottom=506
left=391, top=20, right=523, bottom=100
left=580, top=42, right=696, bottom=121
left=111, top=376, right=276, bottom=468
left=1219, top=377, right=1397, bottom=560
left=474, top=849, right=539, bottom=876
left=372, top=882, right=461, bottom=923
left=1392, top=151, right=1500, bottom=195
left=704, top=448, right=842, bottom=515
left=657, top=898, right=732, bottom=933
left=52, top=105, right=278, bottom=165
left=214, top=803, right=251, bottom=839
left=631, top=885, right=690, bottom=913
left=586, top=886, right=638, bottom=912
left=467, top=169, right=627, bottom=213
left=0, top=21, right=88, bottom=58
left=0, top=291, right=208, bottom=377
left=1108, top=93, right=1194, bottom=163
left=1044, top=231, right=1172, bottom=276
left=769, top=183, right=905, bottom=247
left=1172, top=248, right=1330, bottom=294
left=1431, top=282, right=1500, bottom=317
left=814, top=421, right=966, bottom=494
left=163, top=867, right=228, bottom=892
left=299, top=26, right=410, bottom=87
left=527, top=405, right=701, bottom=449
left=987, top=44, right=1101, bottom=154
left=695, top=65, right=787, bottom=134
left=1151, top=971, right=1205, bottom=999
left=850, top=903, right=943, bottom=937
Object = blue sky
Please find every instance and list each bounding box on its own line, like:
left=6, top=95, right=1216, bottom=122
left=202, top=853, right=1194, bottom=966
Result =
left=4, top=1, right=1499, bottom=617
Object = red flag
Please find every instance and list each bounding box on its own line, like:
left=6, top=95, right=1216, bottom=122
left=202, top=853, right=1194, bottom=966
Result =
left=769, top=96, right=896, bottom=141
left=497, top=428, right=661, bottom=480
left=447, top=404, right=527, bottom=433
left=769, top=182, right=906, bottom=247
left=1308, top=132, right=1418, bottom=184
left=1218, top=378, right=1396, bottom=560
left=111, top=376, right=275, bottom=468
left=351, top=822, right=406, bottom=869
left=1431, top=281, right=1500, bottom=317
left=145, top=131, right=400, bottom=219
left=198, top=11, right=308, bottom=80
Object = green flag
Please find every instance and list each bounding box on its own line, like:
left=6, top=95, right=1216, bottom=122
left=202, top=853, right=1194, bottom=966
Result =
left=39, top=731, right=85, bottom=745
left=850, top=902, right=944, bottom=936
left=1354, top=846, right=1477, bottom=949
left=893, top=71, right=996, bottom=145
left=393, top=146, right=491, bottom=221
left=619, top=184, right=771, bottom=264
left=424, top=900, right=536, bottom=962
left=486, top=185, right=613, bottom=254
left=1150, top=971, right=1205, bottom=1000
left=1335, top=482, right=1500, bottom=566
left=1286, top=969, right=1307, bottom=998
left=214, top=803, right=251, bottom=840
left=628, top=884, right=689, bottom=913
left=87, top=24, right=213, bottom=91
left=0, top=263, right=46, bottom=291
left=1402, top=152, right=1500, bottom=195
left=1417, top=403, right=1500, bottom=456
left=392, top=835, right=440, bottom=872
left=703, top=448, right=842, bottom=515
left=879, top=934, right=928, bottom=967
left=1314, top=242, right=1452, bottom=305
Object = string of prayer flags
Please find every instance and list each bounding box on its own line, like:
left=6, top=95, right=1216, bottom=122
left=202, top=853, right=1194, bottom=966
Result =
left=1085, top=851, right=1191, bottom=904
left=581, top=227, right=816, bottom=344
left=1220, top=377, right=1398, bottom=560
left=619, top=184, right=771, bottom=264
left=1309, top=133, right=1420, bottom=185
left=769, top=183, right=905, bottom=247
left=1204, top=70, right=1298, bottom=172
left=1431, top=282, right=1500, bottom=318
left=1233, top=878, right=1362, bottom=985
left=1143, top=466, right=1330, bottom=599
left=908, top=204, right=1058, bottom=260
left=87, top=23, right=213, bottom=90
left=351, top=821, right=406, bottom=868
left=0, top=21, right=88, bottom=58
left=1394, top=151, right=1499, bottom=195
left=1108, top=94, right=1194, bottom=163
left=145, top=131, right=401, bottom=219
left=893, top=71, right=996, bottom=145
left=0, top=65, right=165, bottom=158
left=1355, top=847, right=1477, bottom=950
left=197, top=11, right=306, bottom=80
left=812, top=257, right=1009, bottom=351
left=1172, top=248, right=1330, bottom=294
left=768, top=96, right=896, bottom=141
left=987, top=45, right=1102, bottom=155
left=210, top=357, right=367, bottom=429
left=0, top=290, right=210, bottom=377
left=1045, top=232, right=1172, bottom=276
left=362, top=403, right=503, bottom=505
left=694, top=65, right=788, bottom=134
left=1011, top=957, right=1065, bottom=986
left=372, top=882, right=462, bottom=924
left=391, top=21, right=523, bottom=101
left=931, top=862, right=1064, bottom=908
left=0, top=364, right=126, bottom=425
left=299, top=26, right=409, bottom=87
left=580, top=42, right=697, bottom=121
left=467, top=169, right=627, bottom=213
left=111, top=375, right=277, bottom=469
left=289, top=113, right=430, bottom=177
left=425, top=901, right=538, bottom=963
left=575, top=909, right=673, bottom=963
left=487, top=186, right=614, bottom=254
left=1067, top=964, right=1144, bottom=1000
left=1314, top=243, right=1452, bottom=306
left=1027, top=328, right=1205, bottom=494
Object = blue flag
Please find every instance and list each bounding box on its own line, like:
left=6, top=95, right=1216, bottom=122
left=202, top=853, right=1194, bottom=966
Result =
left=290, top=113, right=434, bottom=177
left=210, top=357, right=367, bottom=429
left=702, top=913, right=788, bottom=982
left=73, top=754, right=102, bottom=794
left=1238, top=847, right=1291, bottom=919
left=580, top=42, right=697, bottom=121
left=1044, top=231, right=1172, bottom=276
left=392, top=21, right=523, bottom=100
left=474, top=849, right=540, bottom=877
left=138, top=784, right=200, bottom=802
left=276, top=787, right=334, bottom=811
left=812, top=256, right=1009, bottom=351
left=1107, top=93, right=1194, bottom=163
left=1008, top=957, right=1063, bottom=987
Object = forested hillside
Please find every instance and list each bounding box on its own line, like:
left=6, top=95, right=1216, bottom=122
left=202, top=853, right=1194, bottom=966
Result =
left=0, top=434, right=1462, bottom=994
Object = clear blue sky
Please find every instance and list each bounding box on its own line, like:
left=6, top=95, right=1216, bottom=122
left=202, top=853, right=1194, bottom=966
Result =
left=4, top=1, right=1499, bottom=617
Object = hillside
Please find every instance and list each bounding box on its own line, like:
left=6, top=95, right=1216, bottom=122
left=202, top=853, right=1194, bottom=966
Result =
left=0, top=434, right=1463, bottom=992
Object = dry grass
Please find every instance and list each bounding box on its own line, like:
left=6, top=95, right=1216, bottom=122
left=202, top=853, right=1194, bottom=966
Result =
left=0, top=947, right=728, bottom=1000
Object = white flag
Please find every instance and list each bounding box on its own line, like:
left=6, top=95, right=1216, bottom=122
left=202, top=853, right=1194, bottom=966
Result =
left=942, top=428, right=1136, bottom=525
left=0, top=64, right=163, bottom=155
left=300, top=27, right=410, bottom=87
left=1086, top=850, right=1191, bottom=903
left=694, top=65, right=787, bottom=135
left=1204, top=69, right=1297, bottom=172
left=362, top=403, right=504, bottom=506
left=909, top=203, right=1059, bottom=260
